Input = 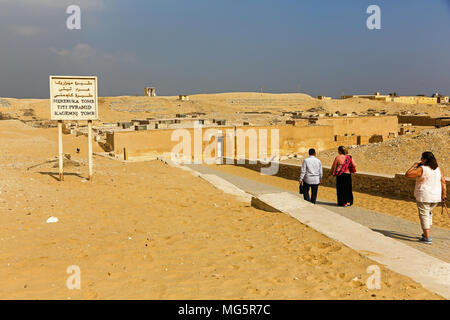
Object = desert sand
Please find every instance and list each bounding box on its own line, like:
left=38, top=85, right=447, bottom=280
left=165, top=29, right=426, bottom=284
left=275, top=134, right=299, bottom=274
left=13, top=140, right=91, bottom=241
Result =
left=0, top=120, right=442, bottom=299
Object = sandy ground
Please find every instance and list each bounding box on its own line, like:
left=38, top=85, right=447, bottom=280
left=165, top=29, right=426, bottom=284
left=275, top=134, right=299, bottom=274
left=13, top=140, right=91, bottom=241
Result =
left=206, top=164, right=450, bottom=230
left=0, top=120, right=443, bottom=299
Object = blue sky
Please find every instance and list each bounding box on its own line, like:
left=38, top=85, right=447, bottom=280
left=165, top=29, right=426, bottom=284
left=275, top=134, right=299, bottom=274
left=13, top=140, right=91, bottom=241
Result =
left=1, top=0, right=450, bottom=98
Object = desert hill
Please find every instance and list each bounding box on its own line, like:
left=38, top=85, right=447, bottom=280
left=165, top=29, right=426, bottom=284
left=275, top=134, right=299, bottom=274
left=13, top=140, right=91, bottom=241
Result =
left=1, top=92, right=449, bottom=124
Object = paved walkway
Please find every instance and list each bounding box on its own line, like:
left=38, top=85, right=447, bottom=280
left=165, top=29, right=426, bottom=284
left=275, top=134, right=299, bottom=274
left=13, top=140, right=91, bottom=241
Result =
left=187, top=164, right=450, bottom=263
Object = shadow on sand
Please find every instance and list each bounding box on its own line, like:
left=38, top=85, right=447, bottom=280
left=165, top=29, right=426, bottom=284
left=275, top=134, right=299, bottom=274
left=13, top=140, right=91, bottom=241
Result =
left=38, top=171, right=86, bottom=182
left=371, top=228, right=421, bottom=243
left=316, top=200, right=339, bottom=207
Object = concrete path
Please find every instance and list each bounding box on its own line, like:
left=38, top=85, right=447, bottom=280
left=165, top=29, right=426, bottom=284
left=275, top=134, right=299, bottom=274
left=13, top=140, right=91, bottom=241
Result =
left=187, top=164, right=450, bottom=264
left=182, top=163, right=450, bottom=299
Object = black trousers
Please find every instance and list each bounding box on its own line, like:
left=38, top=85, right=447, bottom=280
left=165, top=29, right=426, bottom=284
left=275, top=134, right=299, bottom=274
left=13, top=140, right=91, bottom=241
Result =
left=302, top=182, right=319, bottom=204
left=336, top=173, right=353, bottom=206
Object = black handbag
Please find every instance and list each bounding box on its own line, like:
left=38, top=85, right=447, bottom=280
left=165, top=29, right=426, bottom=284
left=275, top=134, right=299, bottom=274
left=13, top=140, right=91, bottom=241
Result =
left=299, top=183, right=305, bottom=194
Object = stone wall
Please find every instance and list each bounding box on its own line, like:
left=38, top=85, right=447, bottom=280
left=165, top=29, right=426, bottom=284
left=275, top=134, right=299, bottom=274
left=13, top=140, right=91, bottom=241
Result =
left=108, top=124, right=337, bottom=159
left=392, top=96, right=438, bottom=105
left=397, top=115, right=437, bottom=127
left=226, top=158, right=450, bottom=204
left=315, top=116, right=398, bottom=137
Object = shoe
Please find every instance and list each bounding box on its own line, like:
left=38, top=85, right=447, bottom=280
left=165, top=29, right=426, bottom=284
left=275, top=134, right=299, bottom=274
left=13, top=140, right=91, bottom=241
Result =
left=418, top=236, right=432, bottom=244
left=421, top=234, right=432, bottom=241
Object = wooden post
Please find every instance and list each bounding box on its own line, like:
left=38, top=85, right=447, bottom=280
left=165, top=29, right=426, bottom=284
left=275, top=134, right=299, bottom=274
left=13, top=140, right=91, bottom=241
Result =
left=58, top=120, right=64, bottom=181
left=234, top=126, right=237, bottom=160
left=123, top=148, right=128, bottom=161
left=88, top=120, right=93, bottom=181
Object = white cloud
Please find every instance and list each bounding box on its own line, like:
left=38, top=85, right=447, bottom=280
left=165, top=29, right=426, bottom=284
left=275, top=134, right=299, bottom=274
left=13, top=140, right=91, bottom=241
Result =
left=9, top=24, right=43, bottom=37
left=50, top=43, right=97, bottom=59
left=49, top=43, right=137, bottom=65
left=0, top=0, right=105, bottom=10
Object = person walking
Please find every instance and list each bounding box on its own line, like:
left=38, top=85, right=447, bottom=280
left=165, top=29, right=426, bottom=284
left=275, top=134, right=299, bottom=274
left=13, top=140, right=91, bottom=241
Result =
left=330, top=146, right=356, bottom=207
left=405, top=152, right=447, bottom=245
left=299, top=148, right=323, bottom=204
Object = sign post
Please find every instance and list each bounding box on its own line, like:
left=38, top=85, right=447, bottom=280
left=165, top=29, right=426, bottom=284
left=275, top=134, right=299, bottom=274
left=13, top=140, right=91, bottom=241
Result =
left=58, top=120, right=64, bottom=181
left=88, top=120, right=93, bottom=180
left=49, top=76, right=98, bottom=182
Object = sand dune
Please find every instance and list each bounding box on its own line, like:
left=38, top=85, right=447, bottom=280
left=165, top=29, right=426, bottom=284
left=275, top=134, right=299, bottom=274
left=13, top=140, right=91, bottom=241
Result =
left=1, top=92, right=448, bottom=124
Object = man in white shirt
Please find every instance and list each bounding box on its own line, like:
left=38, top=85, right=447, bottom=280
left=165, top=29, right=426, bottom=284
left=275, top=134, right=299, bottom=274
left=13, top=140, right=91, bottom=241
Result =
left=299, top=148, right=323, bottom=204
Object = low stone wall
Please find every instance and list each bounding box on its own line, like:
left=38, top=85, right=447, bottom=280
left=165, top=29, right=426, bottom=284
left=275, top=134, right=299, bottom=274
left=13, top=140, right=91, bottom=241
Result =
left=107, top=124, right=336, bottom=159
left=226, top=158, right=450, bottom=204
left=397, top=115, right=437, bottom=127
left=315, top=116, right=398, bottom=137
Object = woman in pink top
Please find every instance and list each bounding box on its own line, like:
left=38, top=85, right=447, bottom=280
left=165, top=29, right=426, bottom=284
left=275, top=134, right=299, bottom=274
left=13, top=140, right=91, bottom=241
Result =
left=406, top=152, right=447, bottom=244
left=330, top=146, right=357, bottom=207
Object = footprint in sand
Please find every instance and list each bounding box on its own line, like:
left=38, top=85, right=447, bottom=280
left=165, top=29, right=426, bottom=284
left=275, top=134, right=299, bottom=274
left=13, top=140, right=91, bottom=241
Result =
left=220, top=249, right=236, bottom=256
left=245, top=256, right=255, bottom=263
left=317, top=255, right=332, bottom=266
left=246, top=287, right=270, bottom=296
left=84, top=291, right=99, bottom=299
left=302, top=254, right=315, bottom=263
left=350, top=279, right=365, bottom=288
left=315, top=242, right=332, bottom=249
left=305, top=274, right=317, bottom=282
left=327, top=244, right=343, bottom=253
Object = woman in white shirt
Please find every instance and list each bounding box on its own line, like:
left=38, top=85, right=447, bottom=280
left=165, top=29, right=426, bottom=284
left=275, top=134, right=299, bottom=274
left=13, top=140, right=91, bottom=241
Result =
left=405, top=152, right=447, bottom=244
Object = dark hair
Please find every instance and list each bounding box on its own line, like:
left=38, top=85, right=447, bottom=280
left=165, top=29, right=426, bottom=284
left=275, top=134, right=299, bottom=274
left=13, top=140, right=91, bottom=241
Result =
left=421, top=152, right=438, bottom=170
left=308, top=148, right=316, bottom=156
left=338, top=146, right=347, bottom=155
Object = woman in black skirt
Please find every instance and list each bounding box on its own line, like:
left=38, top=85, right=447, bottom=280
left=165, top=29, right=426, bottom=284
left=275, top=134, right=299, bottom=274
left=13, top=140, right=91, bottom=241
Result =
left=331, top=146, right=357, bottom=207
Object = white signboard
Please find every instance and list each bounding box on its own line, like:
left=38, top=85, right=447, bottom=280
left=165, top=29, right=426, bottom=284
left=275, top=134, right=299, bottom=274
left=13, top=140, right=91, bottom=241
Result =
left=50, top=76, right=98, bottom=120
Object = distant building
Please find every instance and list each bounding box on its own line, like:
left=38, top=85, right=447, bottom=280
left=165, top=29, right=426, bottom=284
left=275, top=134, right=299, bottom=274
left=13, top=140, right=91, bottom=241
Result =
left=342, top=91, right=439, bottom=104
left=341, top=92, right=390, bottom=101
left=145, top=87, right=156, bottom=97
left=178, top=95, right=190, bottom=101
left=390, top=96, right=437, bottom=104
left=317, top=96, right=332, bottom=100
left=437, top=95, right=449, bottom=104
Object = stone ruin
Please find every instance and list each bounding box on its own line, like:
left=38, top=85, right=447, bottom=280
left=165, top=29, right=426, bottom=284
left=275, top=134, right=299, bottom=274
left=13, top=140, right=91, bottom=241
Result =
left=144, top=87, right=156, bottom=97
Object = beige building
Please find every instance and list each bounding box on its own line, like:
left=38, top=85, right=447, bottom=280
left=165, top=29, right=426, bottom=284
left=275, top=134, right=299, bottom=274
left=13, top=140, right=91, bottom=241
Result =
left=390, top=96, right=437, bottom=104
left=341, top=92, right=390, bottom=101
left=437, top=95, right=449, bottom=104
left=104, top=115, right=399, bottom=160
left=342, top=92, right=439, bottom=104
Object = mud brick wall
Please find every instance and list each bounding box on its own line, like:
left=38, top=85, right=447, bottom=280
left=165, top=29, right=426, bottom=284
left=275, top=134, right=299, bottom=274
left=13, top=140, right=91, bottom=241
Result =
left=226, top=158, right=450, bottom=204
left=397, top=115, right=437, bottom=126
